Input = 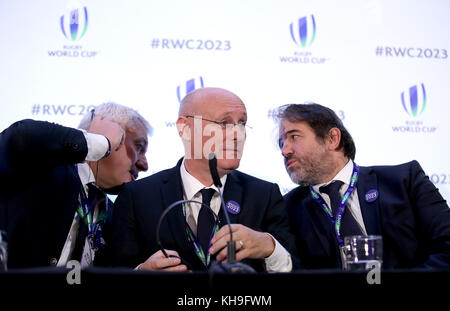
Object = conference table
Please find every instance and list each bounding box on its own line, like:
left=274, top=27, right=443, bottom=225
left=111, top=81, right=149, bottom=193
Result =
left=1, top=267, right=449, bottom=308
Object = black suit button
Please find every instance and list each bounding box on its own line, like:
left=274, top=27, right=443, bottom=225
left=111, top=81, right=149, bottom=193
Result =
left=63, top=142, right=79, bottom=150
left=49, top=258, right=58, bottom=266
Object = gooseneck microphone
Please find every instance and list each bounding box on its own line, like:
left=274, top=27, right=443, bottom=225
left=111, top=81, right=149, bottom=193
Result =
left=155, top=155, right=254, bottom=273
left=208, top=153, right=236, bottom=263
left=156, top=199, right=219, bottom=269
left=208, top=153, right=255, bottom=273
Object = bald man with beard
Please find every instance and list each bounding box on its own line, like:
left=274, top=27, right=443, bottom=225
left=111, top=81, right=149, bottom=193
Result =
left=111, top=87, right=296, bottom=272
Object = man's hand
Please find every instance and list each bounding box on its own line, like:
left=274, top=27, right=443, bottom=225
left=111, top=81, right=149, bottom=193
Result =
left=137, top=250, right=188, bottom=272
left=88, top=115, right=125, bottom=151
left=209, top=224, right=276, bottom=262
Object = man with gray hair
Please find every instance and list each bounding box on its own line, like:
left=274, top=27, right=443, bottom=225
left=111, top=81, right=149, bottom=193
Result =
left=0, top=102, right=151, bottom=268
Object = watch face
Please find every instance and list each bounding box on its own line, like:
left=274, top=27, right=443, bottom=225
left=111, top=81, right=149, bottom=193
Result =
left=104, top=137, right=111, bottom=158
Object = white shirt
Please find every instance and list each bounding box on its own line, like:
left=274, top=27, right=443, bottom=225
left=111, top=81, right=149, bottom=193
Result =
left=57, top=131, right=109, bottom=268
left=180, top=159, right=292, bottom=272
left=312, top=160, right=368, bottom=235
left=180, top=160, right=227, bottom=236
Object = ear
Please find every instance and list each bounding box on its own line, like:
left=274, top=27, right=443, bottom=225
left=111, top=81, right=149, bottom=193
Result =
left=176, top=116, right=191, bottom=141
left=326, top=128, right=341, bottom=151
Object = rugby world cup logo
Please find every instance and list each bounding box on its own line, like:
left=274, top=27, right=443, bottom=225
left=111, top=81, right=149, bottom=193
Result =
left=177, top=77, right=204, bottom=103
left=290, top=15, right=316, bottom=47
left=401, top=83, right=427, bottom=117
left=60, top=7, right=88, bottom=41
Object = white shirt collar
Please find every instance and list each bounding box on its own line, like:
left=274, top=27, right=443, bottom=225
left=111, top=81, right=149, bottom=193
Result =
left=77, top=162, right=96, bottom=189
left=313, top=159, right=354, bottom=193
left=180, top=158, right=227, bottom=199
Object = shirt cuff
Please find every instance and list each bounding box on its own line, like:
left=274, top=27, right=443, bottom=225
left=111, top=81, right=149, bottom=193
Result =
left=264, top=233, right=292, bottom=273
left=81, top=130, right=109, bottom=161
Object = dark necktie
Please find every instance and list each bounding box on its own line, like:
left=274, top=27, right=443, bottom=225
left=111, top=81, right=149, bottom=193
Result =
left=319, top=180, right=363, bottom=238
left=72, top=183, right=105, bottom=262
left=197, top=188, right=216, bottom=256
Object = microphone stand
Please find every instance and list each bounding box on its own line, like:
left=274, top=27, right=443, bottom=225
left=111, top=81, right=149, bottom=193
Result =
left=208, top=153, right=255, bottom=274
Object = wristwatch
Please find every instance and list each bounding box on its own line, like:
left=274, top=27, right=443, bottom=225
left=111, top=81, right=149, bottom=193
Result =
left=104, top=136, right=111, bottom=158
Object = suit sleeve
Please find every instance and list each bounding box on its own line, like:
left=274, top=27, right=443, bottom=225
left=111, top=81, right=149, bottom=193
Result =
left=0, top=119, right=88, bottom=176
left=410, top=160, right=450, bottom=268
left=263, top=184, right=300, bottom=269
left=111, top=183, right=143, bottom=268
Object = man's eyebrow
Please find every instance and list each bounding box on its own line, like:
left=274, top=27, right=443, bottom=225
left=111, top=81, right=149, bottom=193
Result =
left=217, top=112, right=248, bottom=120
left=282, top=129, right=301, bottom=137
left=135, top=137, right=148, bottom=146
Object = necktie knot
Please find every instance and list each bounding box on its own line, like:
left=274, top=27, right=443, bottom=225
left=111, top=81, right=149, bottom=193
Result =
left=200, top=188, right=216, bottom=206
left=319, top=180, right=344, bottom=197
left=319, top=180, right=344, bottom=215
left=318, top=180, right=363, bottom=238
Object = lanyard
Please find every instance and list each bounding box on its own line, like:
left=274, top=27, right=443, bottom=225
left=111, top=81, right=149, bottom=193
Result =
left=182, top=203, right=220, bottom=267
left=309, top=164, right=360, bottom=246
left=77, top=184, right=108, bottom=250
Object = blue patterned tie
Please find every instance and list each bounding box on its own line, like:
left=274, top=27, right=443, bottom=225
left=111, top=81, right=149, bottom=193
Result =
left=197, top=188, right=216, bottom=255
left=72, top=183, right=105, bottom=261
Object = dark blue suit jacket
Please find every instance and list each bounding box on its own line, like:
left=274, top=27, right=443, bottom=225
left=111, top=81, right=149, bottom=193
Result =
left=0, top=119, right=112, bottom=268
left=285, top=160, right=450, bottom=269
left=111, top=158, right=296, bottom=271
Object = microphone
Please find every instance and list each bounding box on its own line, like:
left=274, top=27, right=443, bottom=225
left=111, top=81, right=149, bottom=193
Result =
left=208, top=153, right=235, bottom=263
left=209, top=153, right=222, bottom=188
left=208, top=153, right=255, bottom=273
left=154, top=155, right=254, bottom=273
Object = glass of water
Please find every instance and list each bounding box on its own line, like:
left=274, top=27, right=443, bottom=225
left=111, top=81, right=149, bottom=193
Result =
left=0, top=230, right=7, bottom=272
left=343, top=235, right=382, bottom=271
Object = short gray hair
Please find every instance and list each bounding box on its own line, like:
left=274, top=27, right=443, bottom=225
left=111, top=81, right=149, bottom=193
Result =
left=78, top=102, right=153, bottom=135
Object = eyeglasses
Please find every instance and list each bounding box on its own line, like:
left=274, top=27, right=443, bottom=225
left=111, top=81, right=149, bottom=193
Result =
left=185, top=115, right=252, bottom=130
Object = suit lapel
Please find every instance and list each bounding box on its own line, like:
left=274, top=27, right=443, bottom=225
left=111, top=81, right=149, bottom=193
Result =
left=220, top=172, right=243, bottom=226
left=356, top=166, right=381, bottom=235
left=161, top=159, right=201, bottom=268
left=58, top=165, right=83, bottom=249
left=302, top=191, right=340, bottom=259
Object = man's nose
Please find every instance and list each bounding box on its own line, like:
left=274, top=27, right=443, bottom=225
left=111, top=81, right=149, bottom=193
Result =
left=229, top=124, right=246, bottom=141
left=281, top=140, right=292, bottom=158
left=136, top=154, right=148, bottom=171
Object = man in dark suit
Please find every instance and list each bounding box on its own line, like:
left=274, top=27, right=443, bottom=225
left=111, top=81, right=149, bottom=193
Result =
left=112, top=87, right=295, bottom=272
left=276, top=103, right=450, bottom=269
left=0, top=102, right=151, bottom=269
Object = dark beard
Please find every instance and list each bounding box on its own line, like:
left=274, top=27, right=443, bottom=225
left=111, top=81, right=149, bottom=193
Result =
left=287, top=156, right=333, bottom=186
